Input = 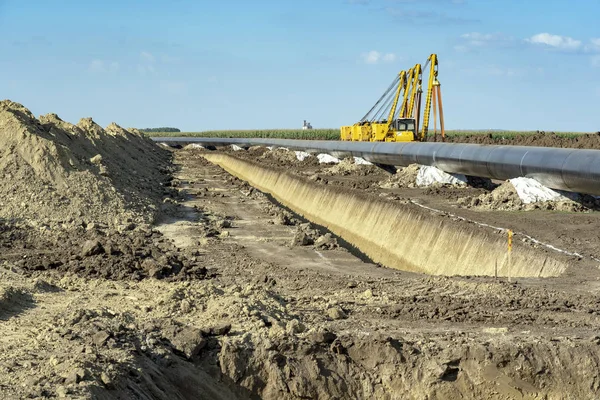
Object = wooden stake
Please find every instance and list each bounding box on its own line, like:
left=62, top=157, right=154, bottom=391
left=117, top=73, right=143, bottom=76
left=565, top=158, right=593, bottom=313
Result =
left=507, top=230, right=513, bottom=283
left=494, top=259, right=498, bottom=280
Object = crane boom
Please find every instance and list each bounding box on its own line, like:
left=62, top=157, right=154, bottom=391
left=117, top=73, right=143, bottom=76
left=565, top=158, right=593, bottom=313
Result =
left=387, top=71, right=406, bottom=124
left=419, top=53, right=439, bottom=141
left=399, top=67, right=413, bottom=118
left=406, top=64, right=422, bottom=118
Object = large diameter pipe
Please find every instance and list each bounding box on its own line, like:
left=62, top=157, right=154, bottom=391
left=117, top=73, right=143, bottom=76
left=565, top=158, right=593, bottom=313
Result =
left=153, top=137, right=600, bottom=195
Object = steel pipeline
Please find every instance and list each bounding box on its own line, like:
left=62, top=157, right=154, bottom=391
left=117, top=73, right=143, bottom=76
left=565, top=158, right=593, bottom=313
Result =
left=153, top=137, right=600, bottom=195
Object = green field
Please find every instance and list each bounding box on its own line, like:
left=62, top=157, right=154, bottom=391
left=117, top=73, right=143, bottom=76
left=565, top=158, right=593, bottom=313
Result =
left=145, top=129, right=590, bottom=140
left=146, top=129, right=340, bottom=140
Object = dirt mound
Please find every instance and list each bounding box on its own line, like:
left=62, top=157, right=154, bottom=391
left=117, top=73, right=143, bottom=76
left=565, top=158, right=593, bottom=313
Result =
left=252, top=147, right=319, bottom=167
left=0, top=285, right=33, bottom=320
left=291, top=222, right=340, bottom=250
left=441, top=131, right=600, bottom=149
left=379, top=164, right=420, bottom=188
left=261, top=147, right=297, bottom=163
left=323, top=157, right=380, bottom=177
left=0, top=100, right=171, bottom=231
left=458, top=181, right=591, bottom=211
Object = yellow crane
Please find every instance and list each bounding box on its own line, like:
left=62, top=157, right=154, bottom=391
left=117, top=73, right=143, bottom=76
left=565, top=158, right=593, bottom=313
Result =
left=341, top=53, right=445, bottom=142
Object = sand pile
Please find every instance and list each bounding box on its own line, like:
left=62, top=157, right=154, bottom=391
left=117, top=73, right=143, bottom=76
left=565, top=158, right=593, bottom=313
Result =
left=458, top=181, right=593, bottom=212
left=379, top=164, right=421, bottom=188
left=260, top=148, right=297, bottom=163
left=256, top=147, right=319, bottom=167
left=323, top=158, right=380, bottom=176
left=0, top=100, right=171, bottom=231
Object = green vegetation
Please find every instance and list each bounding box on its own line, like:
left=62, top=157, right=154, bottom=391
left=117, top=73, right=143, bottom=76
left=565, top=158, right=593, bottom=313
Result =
left=140, top=127, right=181, bottom=133
left=143, top=129, right=592, bottom=140
left=145, top=129, right=340, bottom=140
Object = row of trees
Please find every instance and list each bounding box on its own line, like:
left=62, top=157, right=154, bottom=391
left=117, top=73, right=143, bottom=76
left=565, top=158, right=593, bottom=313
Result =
left=139, top=127, right=181, bottom=133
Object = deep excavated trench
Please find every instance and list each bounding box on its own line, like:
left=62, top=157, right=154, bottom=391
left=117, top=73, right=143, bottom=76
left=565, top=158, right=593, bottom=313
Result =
left=203, top=153, right=569, bottom=278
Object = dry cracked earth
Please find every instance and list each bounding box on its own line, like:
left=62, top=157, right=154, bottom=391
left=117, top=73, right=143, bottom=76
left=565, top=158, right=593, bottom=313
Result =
left=3, top=103, right=600, bottom=399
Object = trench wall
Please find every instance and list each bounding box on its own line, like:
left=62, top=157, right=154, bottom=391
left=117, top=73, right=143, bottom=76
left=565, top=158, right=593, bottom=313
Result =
left=203, top=154, right=568, bottom=278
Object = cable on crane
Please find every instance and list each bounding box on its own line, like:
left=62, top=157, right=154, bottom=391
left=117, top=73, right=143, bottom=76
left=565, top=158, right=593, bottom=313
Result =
left=359, top=75, right=400, bottom=122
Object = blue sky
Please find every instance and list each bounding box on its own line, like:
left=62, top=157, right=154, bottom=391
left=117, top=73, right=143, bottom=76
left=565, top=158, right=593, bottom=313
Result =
left=0, top=0, right=598, bottom=131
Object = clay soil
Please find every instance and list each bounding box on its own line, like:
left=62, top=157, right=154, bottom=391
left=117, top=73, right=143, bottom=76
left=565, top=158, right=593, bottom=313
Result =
left=4, top=114, right=600, bottom=400
left=432, top=132, right=600, bottom=149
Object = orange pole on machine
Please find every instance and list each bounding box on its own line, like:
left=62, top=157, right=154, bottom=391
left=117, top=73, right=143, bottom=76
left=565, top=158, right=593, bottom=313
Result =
left=432, top=88, right=438, bottom=142
left=436, top=84, right=445, bottom=141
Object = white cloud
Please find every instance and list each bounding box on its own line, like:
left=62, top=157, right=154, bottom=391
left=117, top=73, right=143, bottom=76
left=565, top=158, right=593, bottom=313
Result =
left=592, top=55, right=600, bottom=68
left=89, top=60, right=105, bottom=73
left=526, top=33, right=582, bottom=51
left=138, top=51, right=157, bottom=75
left=137, top=64, right=156, bottom=75
left=160, top=54, right=181, bottom=64
left=361, top=50, right=396, bottom=64
left=460, top=64, right=531, bottom=78
left=159, top=80, right=187, bottom=95
left=585, top=38, right=600, bottom=52
left=89, top=60, right=119, bottom=73
left=363, top=50, right=380, bottom=64
left=455, top=32, right=514, bottom=52
left=140, top=51, right=155, bottom=63
left=108, top=62, right=120, bottom=72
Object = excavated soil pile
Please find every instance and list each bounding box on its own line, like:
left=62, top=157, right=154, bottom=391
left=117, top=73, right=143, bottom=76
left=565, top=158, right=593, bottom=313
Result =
left=458, top=181, right=597, bottom=212
left=220, top=146, right=320, bottom=168
left=259, top=148, right=319, bottom=167
left=379, top=164, right=420, bottom=188
left=1, top=220, right=207, bottom=281
left=323, top=157, right=381, bottom=177
left=0, top=101, right=209, bottom=281
left=0, top=101, right=171, bottom=229
left=441, top=131, right=600, bottom=149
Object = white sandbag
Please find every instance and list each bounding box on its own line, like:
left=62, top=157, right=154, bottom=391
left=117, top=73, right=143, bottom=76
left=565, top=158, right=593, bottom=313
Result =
left=231, top=144, right=244, bottom=151
left=184, top=144, right=205, bottom=149
left=509, top=177, right=576, bottom=204
left=353, top=157, right=372, bottom=165
left=416, top=166, right=467, bottom=187
left=317, top=154, right=340, bottom=164
left=295, top=151, right=312, bottom=161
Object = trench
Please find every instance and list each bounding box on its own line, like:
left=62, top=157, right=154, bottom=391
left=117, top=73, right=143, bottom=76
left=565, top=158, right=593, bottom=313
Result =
left=203, top=153, right=569, bottom=278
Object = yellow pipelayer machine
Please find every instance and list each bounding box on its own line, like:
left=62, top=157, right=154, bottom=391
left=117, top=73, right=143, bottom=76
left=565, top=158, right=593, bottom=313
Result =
left=341, top=53, right=445, bottom=142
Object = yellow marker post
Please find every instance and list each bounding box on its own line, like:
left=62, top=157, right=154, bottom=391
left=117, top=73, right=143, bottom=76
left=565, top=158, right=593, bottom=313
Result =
left=507, top=230, right=513, bottom=282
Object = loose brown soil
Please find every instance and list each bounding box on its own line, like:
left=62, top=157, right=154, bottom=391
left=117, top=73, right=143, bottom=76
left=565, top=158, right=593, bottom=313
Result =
left=437, top=131, right=600, bottom=149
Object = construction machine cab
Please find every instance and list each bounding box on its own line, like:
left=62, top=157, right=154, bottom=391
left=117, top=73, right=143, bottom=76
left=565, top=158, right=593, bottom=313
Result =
left=389, top=118, right=416, bottom=142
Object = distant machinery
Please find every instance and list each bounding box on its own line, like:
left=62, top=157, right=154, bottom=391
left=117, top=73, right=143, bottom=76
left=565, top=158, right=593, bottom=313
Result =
left=302, top=120, right=313, bottom=130
left=341, top=53, right=444, bottom=142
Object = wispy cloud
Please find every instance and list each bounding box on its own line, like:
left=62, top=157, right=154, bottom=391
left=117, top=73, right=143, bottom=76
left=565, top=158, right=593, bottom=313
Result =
left=159, top=80, right=187, bottom=95
left=456, top=32, right=600, bottom=69
left=387, top=0, right=466, bottom=3
left=525, top=33, right=582, bottom=51
left=140, top=51, right=155, bottom=63
left=346, top=0, right=475, bottom=24
left=460, top=64, right=535, bottom=78
left=138, top=51, right=157, bottom=75
left=386, top=7, right=478, bottom=25
left=586, top=38, right=600, bottom=52
left=455, top=32, right=514, bottom=52
left=88, top=60, right=119, bottom=73
left=361, top=50, right=397, bottom=64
